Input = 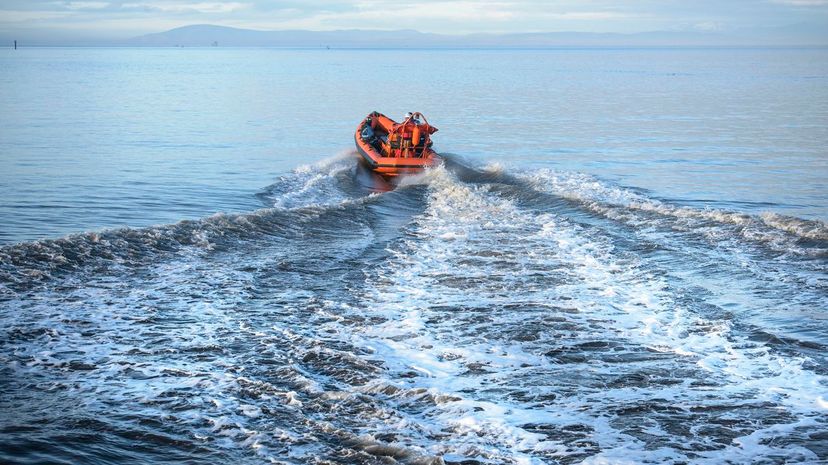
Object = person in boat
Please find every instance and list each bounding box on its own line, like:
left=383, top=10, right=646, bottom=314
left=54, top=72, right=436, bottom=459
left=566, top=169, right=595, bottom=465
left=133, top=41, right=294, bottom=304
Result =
left=361, top=123, right=374, bottom=141
left=354, top=111, right=439, bottom=176
left=405, top=112, right=421, bottom=124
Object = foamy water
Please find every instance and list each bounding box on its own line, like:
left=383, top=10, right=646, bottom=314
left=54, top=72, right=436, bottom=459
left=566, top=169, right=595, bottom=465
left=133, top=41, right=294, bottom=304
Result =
left=1, top=155, right=826, bottom=464
left=2, top=46, right=827, bottom=464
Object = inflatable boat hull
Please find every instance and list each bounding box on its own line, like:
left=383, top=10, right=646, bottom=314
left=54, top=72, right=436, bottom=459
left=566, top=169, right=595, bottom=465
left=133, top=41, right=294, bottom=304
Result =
left=354, top=111, right=440, bottom=177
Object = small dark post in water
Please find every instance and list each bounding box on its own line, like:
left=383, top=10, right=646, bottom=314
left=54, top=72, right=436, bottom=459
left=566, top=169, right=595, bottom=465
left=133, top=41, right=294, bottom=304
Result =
left=14, top=40, right=17, bottom=50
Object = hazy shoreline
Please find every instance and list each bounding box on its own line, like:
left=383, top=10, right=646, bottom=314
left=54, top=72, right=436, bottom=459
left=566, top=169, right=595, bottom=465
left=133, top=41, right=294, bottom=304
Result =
left=4, top=23, right=827, bottom=48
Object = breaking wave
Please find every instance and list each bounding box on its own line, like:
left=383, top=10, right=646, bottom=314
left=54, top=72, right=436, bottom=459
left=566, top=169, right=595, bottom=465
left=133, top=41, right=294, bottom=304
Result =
left=0, top=156, right=372, bottom=293
left=520, top=168, right=828, bottom=250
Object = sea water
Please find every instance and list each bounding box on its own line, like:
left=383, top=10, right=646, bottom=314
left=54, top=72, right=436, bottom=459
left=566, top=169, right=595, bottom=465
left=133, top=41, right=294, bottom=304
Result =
left=0, top=47, right=826, bottom=464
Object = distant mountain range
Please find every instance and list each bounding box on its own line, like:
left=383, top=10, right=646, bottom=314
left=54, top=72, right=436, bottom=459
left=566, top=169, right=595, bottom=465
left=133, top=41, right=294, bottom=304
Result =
left=6, top=24, right=828, bottom=48
left=124, top=24, right=828, bottom=48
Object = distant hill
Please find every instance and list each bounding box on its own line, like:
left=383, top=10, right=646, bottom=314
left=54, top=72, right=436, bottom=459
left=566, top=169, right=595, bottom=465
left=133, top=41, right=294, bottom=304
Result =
left=6, top=23, right=825, bottom=48
left=125, top=25, right=441, bottom=48
left=121, top=24, right=828, bottom=48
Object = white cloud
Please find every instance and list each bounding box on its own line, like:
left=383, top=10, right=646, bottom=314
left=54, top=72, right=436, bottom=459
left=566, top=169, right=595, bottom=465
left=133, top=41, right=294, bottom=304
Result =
left=1, top=0, right=827, bottom=39
left=268, top=1, right=643, bottom=33
left=121, top=2, right=249, bottom=14
left=693, top=21, right=724, bottom=31
left=542, top=11, right=638, bottom=20
left=770, top=0, right=828, bottom=5
left=0, top=10, right=73, bottom=21
left=354, top=1, right=516, bottom=21
left=61, top=1, right=111, bottom=9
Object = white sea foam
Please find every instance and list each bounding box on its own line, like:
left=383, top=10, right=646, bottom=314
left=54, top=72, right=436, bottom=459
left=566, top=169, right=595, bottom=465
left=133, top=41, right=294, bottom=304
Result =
left=2, top=160, right=824, bottom=464
left=522, top=168, right=828, bottom=253
left=268, top=151, right=357, bottom=209
left=344, top=167, right=827, bottom=463
left=760, top=212, right=828, bottom=241
left=517, top=167, right=827, bottom=349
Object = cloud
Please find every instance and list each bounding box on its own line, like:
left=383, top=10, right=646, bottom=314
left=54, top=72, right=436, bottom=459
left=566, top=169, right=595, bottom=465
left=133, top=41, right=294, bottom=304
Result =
left=327, top=1, right=517, bottom=22
left=1, top=0, right=827, bottom=39
left=0, top=10, right=73, bottom=21
left=542, top=11, right=639, bottom=21
left=120, top=2, right=250, bottom=14
left=770, top=0, right=828, bottom=5
left=263, top=1, right=649, bottom=33
left=61, top=1, right=111, bottom=9
left=692, top=21, right=725, bottom=31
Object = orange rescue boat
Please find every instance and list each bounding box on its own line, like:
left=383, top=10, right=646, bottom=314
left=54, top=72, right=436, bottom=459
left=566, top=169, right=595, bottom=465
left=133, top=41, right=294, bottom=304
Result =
left=355, top=111, right=440, bottom=177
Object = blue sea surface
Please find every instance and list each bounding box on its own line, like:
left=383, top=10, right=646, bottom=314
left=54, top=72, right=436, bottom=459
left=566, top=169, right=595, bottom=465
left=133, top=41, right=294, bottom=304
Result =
left=0, top=47, right=826, bottom=464
left=1, top=47, right=826, bottom=242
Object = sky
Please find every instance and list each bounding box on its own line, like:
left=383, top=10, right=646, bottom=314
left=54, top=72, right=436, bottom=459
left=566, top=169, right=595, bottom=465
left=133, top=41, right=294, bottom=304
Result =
left=1, top=0, right=828, bottom=40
